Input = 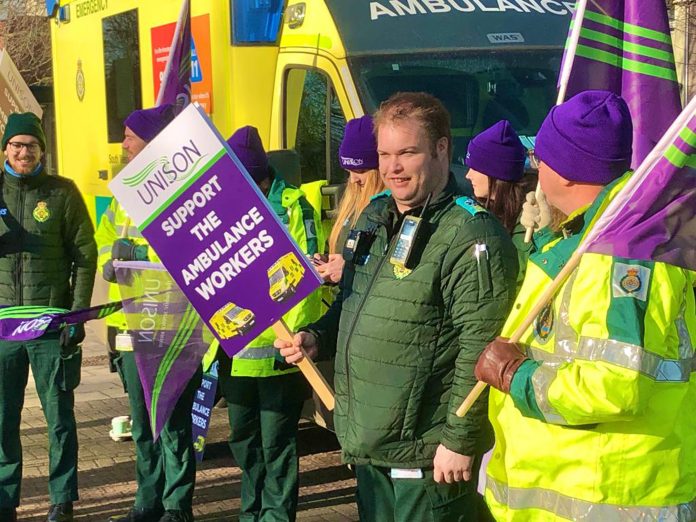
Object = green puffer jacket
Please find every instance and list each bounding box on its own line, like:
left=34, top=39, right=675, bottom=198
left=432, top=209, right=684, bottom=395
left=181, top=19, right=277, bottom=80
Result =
left=307, top=176, right=518, bottom=468
left=0, top=169, right=97, bottom=310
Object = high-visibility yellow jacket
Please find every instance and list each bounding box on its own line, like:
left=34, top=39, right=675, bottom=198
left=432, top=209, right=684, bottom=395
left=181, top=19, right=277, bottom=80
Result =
left=94, top=198, right=157, bottom=329
left=202, top=172, right=324, bottom=377
left=487, top=172, right=696, bottom=521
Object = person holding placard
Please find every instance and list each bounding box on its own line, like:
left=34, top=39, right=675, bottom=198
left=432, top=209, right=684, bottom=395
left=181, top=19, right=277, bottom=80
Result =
left=277, top=93, right=518, bottom=521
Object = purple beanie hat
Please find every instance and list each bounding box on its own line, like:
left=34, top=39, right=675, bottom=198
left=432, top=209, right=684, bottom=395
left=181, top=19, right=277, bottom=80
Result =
left=124, top=104, right=176, bottom=142
left=465, top=120, right=526, bottom=182
left=339, top=115, right=378, bottom=170
left=227, top=126, right=270, bottom=183
left=535, top=90, right=633, bottom=184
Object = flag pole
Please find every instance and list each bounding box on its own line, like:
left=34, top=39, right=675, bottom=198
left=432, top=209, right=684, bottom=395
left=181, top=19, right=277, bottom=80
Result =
left=272, top=320, right=335, bottom=411
left=456, top=250, right=582, bottom=417
left=156, top=0, right=190, bottom=106
left=524, top=0, right=590, bottom=243
left=457, top=94, right=696, bottom=419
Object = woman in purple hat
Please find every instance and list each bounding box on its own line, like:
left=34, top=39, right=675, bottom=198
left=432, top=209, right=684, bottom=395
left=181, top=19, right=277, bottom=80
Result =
left=313, top=115, right=384, bottom=284
left=465, top=119, right=537, bottom=286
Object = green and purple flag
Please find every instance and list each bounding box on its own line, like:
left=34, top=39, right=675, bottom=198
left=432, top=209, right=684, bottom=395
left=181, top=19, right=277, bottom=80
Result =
left=583, top=95, right=696, bottom=270
left=562, top=0, right=681, bottom=167
left=0, top=301, right=122, bottom=341
left=156, top=0, right=191, bottom=111
left=115, top=261, right=209, bottom=439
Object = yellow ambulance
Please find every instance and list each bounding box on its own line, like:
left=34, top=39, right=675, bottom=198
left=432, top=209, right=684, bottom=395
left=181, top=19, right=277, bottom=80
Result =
left=268, top=252, right=305, bottom=302
left=209, top=302, right=255, bottom=340
left=47, top=0, right=572, bottom=224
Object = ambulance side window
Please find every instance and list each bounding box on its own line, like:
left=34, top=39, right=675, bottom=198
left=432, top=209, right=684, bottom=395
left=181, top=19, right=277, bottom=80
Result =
left=283, top=68, right=345, bottom=184
left=102, top=9, right=142, bottom=143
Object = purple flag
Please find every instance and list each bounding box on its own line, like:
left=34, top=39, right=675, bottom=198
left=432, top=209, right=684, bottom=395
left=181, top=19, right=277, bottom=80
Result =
left=115, top=261, right=209, bottom=440
left=156, top=0, right=191, bottom=111
left=0, top=301, right=123, bottom=341
left=583, top=96, right=696, bottom=270
left=562, top=0, right=681, bottom=167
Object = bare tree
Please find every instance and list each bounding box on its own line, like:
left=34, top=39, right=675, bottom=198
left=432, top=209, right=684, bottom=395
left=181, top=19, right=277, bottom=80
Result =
left=0, top=0, right=52, bottom=86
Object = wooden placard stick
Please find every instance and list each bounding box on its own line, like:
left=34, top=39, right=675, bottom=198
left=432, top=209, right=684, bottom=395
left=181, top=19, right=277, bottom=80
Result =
left=272, top=319, right=335, bottom=411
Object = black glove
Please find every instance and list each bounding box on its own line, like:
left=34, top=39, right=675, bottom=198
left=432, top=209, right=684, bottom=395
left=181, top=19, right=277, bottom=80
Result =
left=112, top=238, right=148, bottom=261
left=60, top=323, right=86, bottom=349
left=102, top=260, right=117, bottom=283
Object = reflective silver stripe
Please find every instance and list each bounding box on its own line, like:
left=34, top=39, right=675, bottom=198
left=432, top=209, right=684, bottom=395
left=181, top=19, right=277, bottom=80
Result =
left=532, top=267, right=696, bottom=383
left=115, top=225, right=142, bottom=238
left=552, top=269, right=578, bottom=360
left=676, top=286, right=694, bottom=360
left=531, top=363, right=565, bottom=424
left=103, top=207, right=115, bottom=221
left=487, top=475, right=696, bottom=521
left=529, top=341, right=696, bottom=383
left=233, top=346, right=277, bottom=360
left=98, top=245, right=111, bottom=256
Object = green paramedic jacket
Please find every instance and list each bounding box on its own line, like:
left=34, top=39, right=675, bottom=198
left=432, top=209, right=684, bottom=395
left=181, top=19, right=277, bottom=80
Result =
left=203, top=170, right=325, bottom=378
left=486, top=172, right=696, bottom=521
left=306, top=176, right=519, bottom=468
left=0, top=168, right=96, bottom=310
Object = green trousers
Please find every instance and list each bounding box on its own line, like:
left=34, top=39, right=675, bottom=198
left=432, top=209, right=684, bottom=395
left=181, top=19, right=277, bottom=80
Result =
left=116, top=351, right=201, bottom=511
left=354, top=458, right=491, bottom=522
left=218, top=353, right=309, bottom=522
left=0, top=336, right=81, bottom=508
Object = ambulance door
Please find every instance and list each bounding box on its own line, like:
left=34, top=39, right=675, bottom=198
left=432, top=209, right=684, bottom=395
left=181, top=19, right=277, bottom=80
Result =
left=271, top=54, right=356, bottom=222
left=271, top=54, right=354, bottom=429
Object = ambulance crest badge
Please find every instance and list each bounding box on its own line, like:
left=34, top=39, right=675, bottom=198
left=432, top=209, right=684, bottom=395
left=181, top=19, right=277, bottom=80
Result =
left=534, top=303, right=554, bottom=343
left=33, top=201, right=50, bottom=223
left=619, top=268, right=642, bottom=294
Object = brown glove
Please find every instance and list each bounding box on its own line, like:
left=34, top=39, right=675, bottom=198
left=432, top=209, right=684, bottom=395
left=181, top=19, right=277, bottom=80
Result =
left=474, top=337, right=528, bottom=393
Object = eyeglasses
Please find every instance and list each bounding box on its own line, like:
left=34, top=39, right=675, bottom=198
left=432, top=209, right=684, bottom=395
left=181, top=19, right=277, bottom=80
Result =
left=7, top=141, right=41, bottom=153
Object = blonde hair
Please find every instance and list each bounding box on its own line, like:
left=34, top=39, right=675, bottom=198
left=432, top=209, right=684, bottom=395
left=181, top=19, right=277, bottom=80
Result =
left=329, top=169, right=384, bottom=253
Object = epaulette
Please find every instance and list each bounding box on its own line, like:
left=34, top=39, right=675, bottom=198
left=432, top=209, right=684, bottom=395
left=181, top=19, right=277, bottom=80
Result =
left=370, top=189, right=392, bottom=201
left=455, top=196, right=488, bottom=216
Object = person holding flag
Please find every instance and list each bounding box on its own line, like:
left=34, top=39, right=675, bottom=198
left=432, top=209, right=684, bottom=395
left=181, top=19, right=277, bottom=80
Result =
left=521, top=0, right=683, bottom=243
left=97, top=105, right=201, bottom=522
left=473, top=90, right=696, bottom=520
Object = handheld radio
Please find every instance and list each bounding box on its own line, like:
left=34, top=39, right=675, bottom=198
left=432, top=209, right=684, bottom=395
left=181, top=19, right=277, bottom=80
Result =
left=390, top=193, right=431, bottom=269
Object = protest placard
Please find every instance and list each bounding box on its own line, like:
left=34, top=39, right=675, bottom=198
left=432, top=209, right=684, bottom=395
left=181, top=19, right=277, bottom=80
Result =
left=109, top=104, right=333, bottom=409
left=191, top=360, right=218, bottom=462
left=0, top=50, right=43, bottom=135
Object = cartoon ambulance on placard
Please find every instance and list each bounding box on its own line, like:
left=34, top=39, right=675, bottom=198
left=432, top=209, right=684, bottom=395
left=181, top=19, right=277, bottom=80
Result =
left=267, top=252, right=305, bottom=302
left=210, top=302, right=256, bottom=340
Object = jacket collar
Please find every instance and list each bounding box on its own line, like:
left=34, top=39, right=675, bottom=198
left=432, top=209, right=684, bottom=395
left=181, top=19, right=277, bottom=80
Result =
left=367, top=173, right=460, bottom=226
left=530, top=171, right=631, bottom=278
left=2, top=164, right=47, bottom=188
left=266, top=167, right=302, bottom=220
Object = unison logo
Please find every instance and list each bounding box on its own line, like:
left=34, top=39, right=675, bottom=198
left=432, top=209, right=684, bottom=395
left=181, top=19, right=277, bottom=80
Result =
left=122, top=139, right=207, bottom=205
